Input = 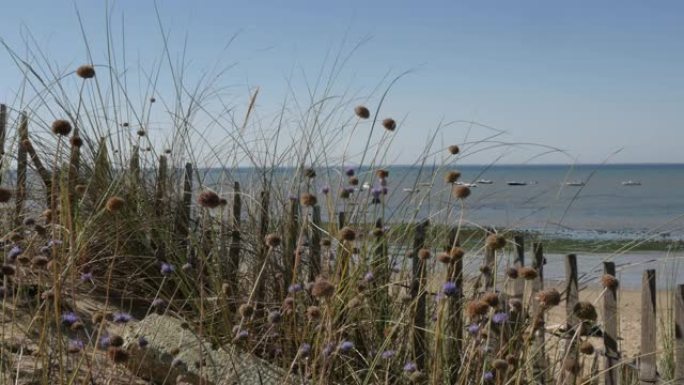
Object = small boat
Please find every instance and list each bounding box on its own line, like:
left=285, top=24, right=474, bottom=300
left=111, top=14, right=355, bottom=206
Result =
left=402, top=187, right=419, bottom=193
left=455, top=182, right=478, bottom=188
left=507, top=181, right=527, bottom=186
left=622, top=180, right=641, bottom=186
left=361, top=182, right=371, bottom=190
left=477, top=179, right=493, bottom=184
left=565, top=181, right=585, bottom=187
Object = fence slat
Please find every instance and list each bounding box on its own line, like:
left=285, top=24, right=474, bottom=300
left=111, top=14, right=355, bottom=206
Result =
left=511, top=234, right=525, bottom=299
left=308, top=205, right=322, bottom=281
left=531, top=242, right=546, bottom=385
left=14, top=112, right=28, bottom=227
left=639, top=269, right=657, bottom=384
left=0, top=104, right=6, bottom=186
left=603, top=262, right=620, bottom=385
left=226, top=182, right=242, bottom=309
left=445, top=227, right=463, bottom=384
left=563, top=254, right=579, bottom=385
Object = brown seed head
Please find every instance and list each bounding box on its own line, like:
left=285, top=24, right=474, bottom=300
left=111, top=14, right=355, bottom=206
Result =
left=452, top=185, right=471, bottom=199
left=601, top=274, right=619, bottom=290
left=348, top=176, right=359, bottom=186
left=300, top=193, right=317, bottom=207
left=105, top=196, right=125, bottom=213
left=506, top=267, right=519, bottom=279
left=579, top=341, right=595, bottom=355
left=1, top=265, right=16, bottom=276
left=449, top=246, right=465, bottom=259
left=75, top=64, right=96, bottom=79
left=109, top=335, right=124, bottom=347
left=376, top=169, right=389, bottom=179
left=239, top=303, right=254, bottom=318
left=486, top=234, right=507, bottom=250
left=354, top=105, right=370, bottom=119
left=482, top=292, right=500, bottom=308
left=466, top=300, right=490, bottom=319
left=573, top=301, right=598, bottom=322
left=536, top=288, right=561, bottom=309
left=136, top=129, right=146, bottom=137
left=51, top=119, right=73, bottom=136
left=445, top=171, right=461, bottom=184
left=0, top=188, right=11, bottom=203
left=339, top=227, right=356, bottom=241
left=70, top=136, right=83, bottom=147
left=448, top=145, right=460, bottom=155
left=382, top=118, right=397, bottom=131
left=518, top=266, right=538, bottom=280
left=418, top=248, right=431, bottom=260
left=306, top=305, right=321, bottom=320
left=436, top=252, right=452, bottom=264
left=320, top=238, right=332, bottom=247
left=311, top=278, right=335, bottom=298
left=265, top=233, right=282, bottom=248
left=197, top=190, right=221, bottom=209
left=492, top=358, right=509, bottom=371
left=32, top=256, right=49, bottom=268
left=479, top=265, right=492, bottom=275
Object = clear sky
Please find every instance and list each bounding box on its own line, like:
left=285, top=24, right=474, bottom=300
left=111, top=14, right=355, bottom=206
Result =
left=0, top=1, right=682, bottom=165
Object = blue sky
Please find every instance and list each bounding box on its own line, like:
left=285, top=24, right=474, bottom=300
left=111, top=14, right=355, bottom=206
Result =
left=0, top=1, right=682, bottom=164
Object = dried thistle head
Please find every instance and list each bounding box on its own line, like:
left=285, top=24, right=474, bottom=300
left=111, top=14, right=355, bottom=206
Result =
left=436, top=252, right=452, bottom=264
left=449, top=247, right=465, bottom=259
left=492, top=359, right=508, bottom=371
left=506, top=267, right=519, bottom=279
left=482, top=292, right=500, bottom=308
left=485, top=234, right=507, bottom=250
left=0, top=188, right=11, bottom=203
left=197, top=190, right=221, bottom=209
left=573, top=301, right=597, bottom=322
left=382, top=118, right=397, bottom=131
left=51, top=119, right=72, bottom=136
left=466, top=300, right=490, bottom=319
left=518, top=266, right=538, bottom=280
left=311, top=278, right=335, bottom=298
left=339, top=227, right=356, bottom=241
left=445, top=171, right=461, bottom=184
left=300, top=193, right=317, bottom=207
left=70, top=136, right=83, bottom=147
left=348, top=176, right=359, bottom=186
left=75, top=64, right=96, bottom=79
left=265, top=233, right=282, bottom=248
left=418, top=248, right=431, bottom=260
left=579, top=341, right=595, bottom=355
left=306, top=305, right=321, bottom=320
left=601, top=274, right=619, bottom=290
left=239, top=303, right=254, bottom=318
left=536, top=288, right=561, bottom=309
left=452, top=185, right=471, bottom=199
left=105, top=196, right=125, bottom=213
left=376, top=169, right=389, bottom=179
left=354, top=106, right=371, bottom=119
left=448, top=145, right=460, bottom=155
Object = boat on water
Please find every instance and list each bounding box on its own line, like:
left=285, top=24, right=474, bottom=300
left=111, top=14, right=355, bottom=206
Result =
left=565, top=181, right=585, bottom=186
left=402, top=187, right=420, bottom=193
left=477, top=179, right=493, bottom=184
left=506, top=181, right=527, bottom=186
left=455, top=182, right=478, bottom=188
left=361, top=182, right=371, bottom=190
left=622, top=180, right=642, bottom=186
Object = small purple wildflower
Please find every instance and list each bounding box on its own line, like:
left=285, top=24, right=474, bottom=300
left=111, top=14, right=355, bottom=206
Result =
left=442, top=281, right=458, bottom=297
left=403, top=361, right=417, bottom=373
left=99, top=335, right=111, bottom=349
left=298, top=343, right=311, bottom=357
left=371, top=187, right=382, bottom=199
left=47, top=239, right=63, bottom=247
left=345, top=167, right=355, bottom=177
left=8, top=245, right=22, bottom=261
left=467, top=323, right=480, bottom=335
left=288, top=283, right=303, bottom=294
left=61, top=312, right=79, bottom=327
left=339, top=340, right=354, bottom=353
left=113, top=312, right=133, bottom=324
left=80, top=272, right=93, bottom=282
left=484, top=371, right=495, bottom=381
left=40, top=246, right=51, bottom=256
left=344, top=186, right=355, bottom=194
left=151, top=298, right=166, bottom=309
left=363, top=271, right=374, bottom=282
left=160, top=263, right=175, bottom=276
left=381, top=350, right=396, bottom=359
left=68, top=339, right=84, bottom=352
left=321, top=185, right=330, bottom=195
left=138, top=336, right=149, bottom=348
left=235, top=330, right=249, bottom=340
left=492, top=312, right=509, bottom=325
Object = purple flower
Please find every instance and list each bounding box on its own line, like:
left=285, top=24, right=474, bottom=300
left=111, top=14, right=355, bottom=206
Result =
left=235, top=330, right=249, bottom=340
left=160, top=263, right=174, bottom=276
left=288, top=283, right=303, bottom=294
left=484, top=371, right=495, bottom=381
left=288, top=194, right=297, bottom=202
left=68, top=339, right=84, bottom=352
left=371, top=187, right=382, bottom=199
left=345, top=167, right=355, bottom=177
left=113, top=312, right=132, bottom=324
left=151, top=298, right=166, bottom=309
left=298, top=343, right=311, bottom=357
left=321, top=185, right=330, bottom=195
left=442, top=281, right=458, bottom=297
left=138, top=336, right=149, bottom=348
left=467, top=323, right=480, bottom=335
left=339, top=340, right=354, bottom=352
left=99, top=335, right=111, bottom=349
left=344, top=186, right=355, bottom=194
left=40, top=246, right=51, bottom=256
left=61, top=312, right=79, bottom=327
left=80, top=272, right=93, bottom=282
left=8, top=245, right=22, bottom=261
left=363, top=271, right=374, bottom=282
left=47, top=239, right=63, bottom=247
left=403, top=361, right=417, bottom=373
left=492, top=312, right=509, bottom=325
left=381, top=350, right=396, bottom=359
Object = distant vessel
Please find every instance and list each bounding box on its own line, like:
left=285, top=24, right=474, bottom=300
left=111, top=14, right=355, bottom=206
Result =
left=507, top=181, right=527, bottom=186
left=361, top=182, right=371, bottom=190
left=403, top=187, right=419, bottom=193
left=477, top=179, right=493, bottom=184
left=566, top=181, right=585, bottom=186
left=622, top=180, right=642, bottom=186
left=455, top=182, right=478, bottom=188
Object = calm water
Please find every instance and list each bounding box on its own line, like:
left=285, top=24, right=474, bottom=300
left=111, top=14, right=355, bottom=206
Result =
left=214, top=163, right=684, bottom=240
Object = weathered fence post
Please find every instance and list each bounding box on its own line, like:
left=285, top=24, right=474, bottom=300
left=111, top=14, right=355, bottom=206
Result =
left=14, top=112, right=28, bottom=227
left=254, top=188, right=271, bottom=304
left=283, top=199, right=299, bottom=293
left=603, top=262, right=620, bottom=385
left=512, top=235, right=525, bottom=299
left=308, top=205, right=322, bottom=281
left=531, top=242, right=546, bottom=385
left=411, top=220, right=429, bottom=370
left=675, top=284, right=684, bottom=384
left=226, top=182, right=242, bottom=308
left=563, top=254, right=580, bottom=385
left=445, top=226, right=463, bottom=384
left=640, top=269, right=657, bottom=385
left=338, top=211, right=345, bottom=229
left=0, top=104, right=6, bottom=186
left=484, top=229, right=496, bottom=290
